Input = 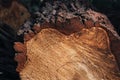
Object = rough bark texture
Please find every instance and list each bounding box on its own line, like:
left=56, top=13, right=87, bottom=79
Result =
left=20, top=27, right=120, bottom=80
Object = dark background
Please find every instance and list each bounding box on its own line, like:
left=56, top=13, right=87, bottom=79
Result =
left=90, top=0, right=120, bottom=35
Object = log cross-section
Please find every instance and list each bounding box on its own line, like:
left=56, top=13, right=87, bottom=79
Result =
left=20, top=27, right=120, bottom=80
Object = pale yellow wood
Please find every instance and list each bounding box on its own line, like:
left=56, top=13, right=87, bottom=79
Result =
left=20, top=27, right=120, bottom=80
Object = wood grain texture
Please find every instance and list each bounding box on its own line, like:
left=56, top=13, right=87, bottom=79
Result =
left=20, top=27, right=120, bottom=80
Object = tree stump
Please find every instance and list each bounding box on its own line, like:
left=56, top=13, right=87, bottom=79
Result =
left=20, top=27, right=120, bottom=80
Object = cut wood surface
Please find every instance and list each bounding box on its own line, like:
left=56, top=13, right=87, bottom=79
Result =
left=20, top=27, right=120, bottom=80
